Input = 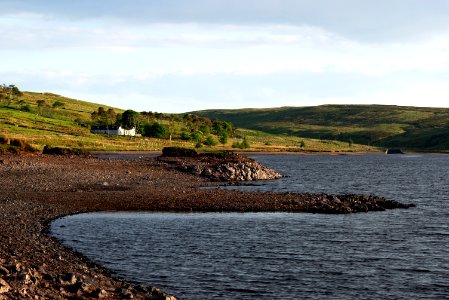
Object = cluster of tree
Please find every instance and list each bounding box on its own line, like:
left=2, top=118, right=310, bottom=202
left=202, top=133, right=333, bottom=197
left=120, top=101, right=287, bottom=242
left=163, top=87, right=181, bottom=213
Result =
left=179, top=114, right=234, bottom=146
left=91, top=107, right=117, bottom=126
left=34, top=99, right=66, bottom=116
left=140, top=111, right=174, bottom=123
left=0, top=84, right=23, bottom=104
left=89, top=108, right=236, bottom=146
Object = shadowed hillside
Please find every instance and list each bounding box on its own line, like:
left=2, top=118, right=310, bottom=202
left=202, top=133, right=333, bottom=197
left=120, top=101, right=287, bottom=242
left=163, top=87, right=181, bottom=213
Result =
left=192, top=105, right=449, bottom=151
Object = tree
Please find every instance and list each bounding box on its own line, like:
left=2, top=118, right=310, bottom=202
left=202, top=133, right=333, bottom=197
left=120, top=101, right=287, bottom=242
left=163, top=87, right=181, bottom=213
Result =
left=180, top=131, right=191, bottom=140
left=36, top=100, right=48, bottom=115
left=191, top=131, right=203, bottom=142
left=241, top=137, right=250, bottom=149
left=0, top=84, right=22, bottom=104
left=299, top=140, right=306, bottom=148
left=219, top=133, right=229, bottom=145
left=120, top=110, right=140, bottom=130
left=106, top=108, right=116, bottom=126
left=142, top=122, right=167, bottom=138
left=199, top=124, right=210, bottom=135
left=52, top=101, right=65, bottom=108
left=9, top=85, right=23, bottom=98
left=91, top=111, right=98, bottom=121
left=97, top=107, right=106, bottom=116
left=212, top=120, right=233, bottom=135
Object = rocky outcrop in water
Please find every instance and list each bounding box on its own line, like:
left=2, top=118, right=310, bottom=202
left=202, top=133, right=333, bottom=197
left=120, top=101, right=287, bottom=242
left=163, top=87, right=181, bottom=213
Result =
left=159, top=153, right=282, bottom=181
left=385, top=148, right=404, bottom=154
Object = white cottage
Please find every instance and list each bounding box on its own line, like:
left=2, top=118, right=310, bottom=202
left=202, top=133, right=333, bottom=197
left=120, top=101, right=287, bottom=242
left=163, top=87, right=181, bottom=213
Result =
left=91, top=125, right=136, bottom=136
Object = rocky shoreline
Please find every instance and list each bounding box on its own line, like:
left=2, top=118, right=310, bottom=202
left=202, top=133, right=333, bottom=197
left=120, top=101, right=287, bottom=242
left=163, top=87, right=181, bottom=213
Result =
left=0, top=154, right=415, bottom=299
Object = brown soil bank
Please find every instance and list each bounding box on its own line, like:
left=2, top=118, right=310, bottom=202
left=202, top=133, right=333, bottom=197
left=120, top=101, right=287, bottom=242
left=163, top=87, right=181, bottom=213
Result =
left=0, top=154, right=415, bottom=299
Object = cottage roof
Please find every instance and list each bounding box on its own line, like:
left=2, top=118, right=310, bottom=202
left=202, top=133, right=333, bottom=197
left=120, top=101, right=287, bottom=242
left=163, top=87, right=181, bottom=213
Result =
left=91, top=125, right=120, bottom=130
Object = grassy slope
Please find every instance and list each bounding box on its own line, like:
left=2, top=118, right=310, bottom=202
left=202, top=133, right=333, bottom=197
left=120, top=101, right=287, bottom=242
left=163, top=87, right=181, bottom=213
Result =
left=0, top=92, right=376, bottom=152
left=192, top=105, right=449, bottom=151
left=0, top=92, right=193, bottom=151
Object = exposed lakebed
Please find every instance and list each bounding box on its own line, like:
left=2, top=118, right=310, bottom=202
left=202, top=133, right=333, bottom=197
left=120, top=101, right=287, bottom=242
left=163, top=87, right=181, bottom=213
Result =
left=51, top=154, right=449, bottom=299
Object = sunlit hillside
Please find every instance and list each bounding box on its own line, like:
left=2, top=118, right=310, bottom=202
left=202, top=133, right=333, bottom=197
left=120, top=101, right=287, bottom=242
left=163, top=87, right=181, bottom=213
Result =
left=0, top=88, right=378, bottom=153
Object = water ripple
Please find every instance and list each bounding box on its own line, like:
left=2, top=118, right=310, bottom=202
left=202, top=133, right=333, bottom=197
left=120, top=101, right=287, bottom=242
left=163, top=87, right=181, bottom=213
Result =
left=51, top=155, right=449, bottom=299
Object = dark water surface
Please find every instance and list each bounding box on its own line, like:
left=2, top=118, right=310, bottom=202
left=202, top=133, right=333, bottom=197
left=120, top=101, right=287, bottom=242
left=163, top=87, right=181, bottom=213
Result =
left=51, top=154, right=449, bottom=299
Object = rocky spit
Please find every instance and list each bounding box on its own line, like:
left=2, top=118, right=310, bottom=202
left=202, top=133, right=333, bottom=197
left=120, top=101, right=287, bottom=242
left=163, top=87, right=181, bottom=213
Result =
left=0, top=154, right=415, bottom=299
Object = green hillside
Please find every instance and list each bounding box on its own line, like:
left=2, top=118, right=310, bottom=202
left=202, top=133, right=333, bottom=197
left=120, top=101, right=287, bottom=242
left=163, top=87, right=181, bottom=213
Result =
left=0, top=87, right=378, bottom=153
left=192, top=105, right=449, bottom=151
left=0, top=89, right=195, bottom=151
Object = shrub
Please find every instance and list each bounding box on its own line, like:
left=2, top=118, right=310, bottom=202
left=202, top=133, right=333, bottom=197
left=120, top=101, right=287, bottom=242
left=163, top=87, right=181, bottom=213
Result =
left=240, top=137, right=250, bottom=149
left=5, top=145, right=19, bottom=154
left=43, top=145, right=90, bottom=156
left=203, top=135, right=217, bottom=146
left=74, top=118, right=89, bottom=128
left=232, top=137, right=251, bottom=149
left=10, top=139, right=26, bottom=148
left=52, top=101, right=65, bottom=108
left=0, top=136, right=9, bottom=145
left=161, top=147, right=198, bottom=157
left=4, top=139, right=36, bottom=152
left=20, top=104, right=32, bottom=112
left=142, top=122, right=168, bottom=138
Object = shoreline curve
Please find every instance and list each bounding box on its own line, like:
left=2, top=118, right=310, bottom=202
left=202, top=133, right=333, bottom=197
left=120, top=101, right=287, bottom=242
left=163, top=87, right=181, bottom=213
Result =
left=0, top=154, right=414, bottom=299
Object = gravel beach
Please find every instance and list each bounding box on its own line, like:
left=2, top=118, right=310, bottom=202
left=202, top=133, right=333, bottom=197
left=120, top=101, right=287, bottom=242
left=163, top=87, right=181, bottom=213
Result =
left=0, top=154, right=414, bottom=299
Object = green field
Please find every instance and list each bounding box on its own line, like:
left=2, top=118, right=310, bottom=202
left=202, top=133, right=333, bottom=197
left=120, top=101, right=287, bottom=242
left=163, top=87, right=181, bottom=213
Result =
left=192, top=105, right=449, bottom=151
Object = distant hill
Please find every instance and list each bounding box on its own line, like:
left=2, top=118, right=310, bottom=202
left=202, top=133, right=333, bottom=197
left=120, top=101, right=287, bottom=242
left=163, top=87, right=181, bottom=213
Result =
left=191, top=105, right=449, bottom=151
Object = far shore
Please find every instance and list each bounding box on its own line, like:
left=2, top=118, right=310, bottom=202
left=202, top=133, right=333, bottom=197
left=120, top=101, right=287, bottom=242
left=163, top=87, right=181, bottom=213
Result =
left=90, top=149, right=448, bottom=156
left=0, top=153, right=416, bottom=299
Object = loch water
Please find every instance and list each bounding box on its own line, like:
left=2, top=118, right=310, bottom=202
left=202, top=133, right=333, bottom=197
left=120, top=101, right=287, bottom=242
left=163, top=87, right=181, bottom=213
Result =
left=51, top=154, right=449, bottom=299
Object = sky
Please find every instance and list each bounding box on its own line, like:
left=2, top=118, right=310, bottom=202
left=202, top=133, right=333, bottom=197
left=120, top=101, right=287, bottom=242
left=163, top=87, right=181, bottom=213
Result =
left=1, top=0, right=449, bottom=113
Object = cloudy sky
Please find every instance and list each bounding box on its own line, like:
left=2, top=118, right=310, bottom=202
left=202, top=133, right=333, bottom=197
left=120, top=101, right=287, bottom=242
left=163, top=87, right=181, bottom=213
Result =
left=1, top=0, right=449, bottom=112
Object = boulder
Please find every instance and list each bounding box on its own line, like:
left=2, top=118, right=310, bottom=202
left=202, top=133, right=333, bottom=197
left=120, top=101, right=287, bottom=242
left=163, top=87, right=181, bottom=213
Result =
left=385, top=148, right=404, bottom=154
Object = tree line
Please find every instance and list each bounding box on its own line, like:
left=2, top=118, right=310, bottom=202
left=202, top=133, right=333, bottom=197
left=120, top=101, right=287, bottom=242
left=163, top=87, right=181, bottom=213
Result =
left=90, top=107, right=236, bottom=146
left=0, top=84, right=23, bottom=104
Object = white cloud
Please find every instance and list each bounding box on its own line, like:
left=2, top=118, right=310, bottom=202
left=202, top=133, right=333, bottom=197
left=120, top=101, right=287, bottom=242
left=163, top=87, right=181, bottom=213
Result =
left=3, top=3, right=449, bottom=111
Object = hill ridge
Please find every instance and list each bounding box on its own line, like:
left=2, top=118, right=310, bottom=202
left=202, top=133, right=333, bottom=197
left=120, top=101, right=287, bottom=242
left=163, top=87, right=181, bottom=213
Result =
left=192, top=104, right=449, bottom=151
